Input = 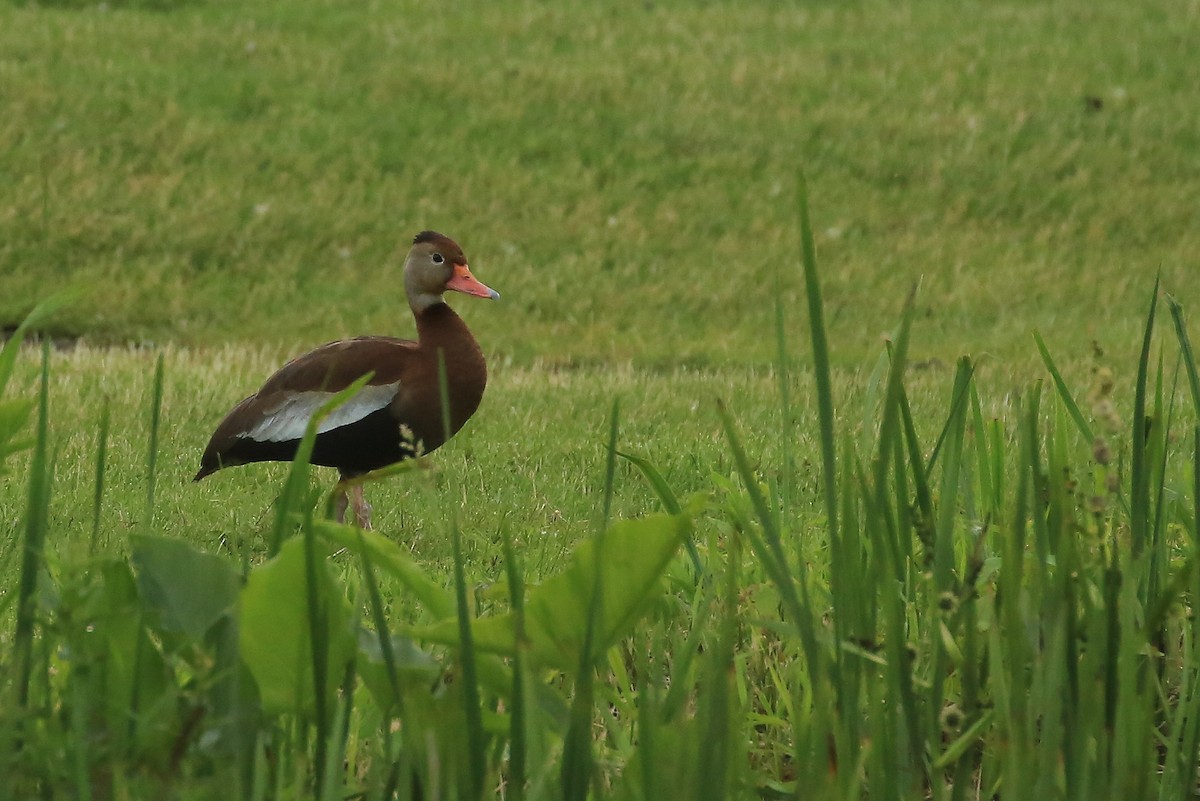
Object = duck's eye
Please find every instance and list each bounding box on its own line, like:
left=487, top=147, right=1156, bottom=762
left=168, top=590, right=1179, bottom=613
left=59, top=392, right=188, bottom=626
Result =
left=431, top=253, right=445, bottom=264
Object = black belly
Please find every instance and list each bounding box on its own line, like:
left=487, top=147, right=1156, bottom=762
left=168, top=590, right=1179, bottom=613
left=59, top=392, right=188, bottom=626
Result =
left=224, top=407, right=422, bottom=477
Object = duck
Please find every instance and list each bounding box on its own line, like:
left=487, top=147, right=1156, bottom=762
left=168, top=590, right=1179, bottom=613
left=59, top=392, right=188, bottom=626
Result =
left=194, top=230, right=499, bottom=529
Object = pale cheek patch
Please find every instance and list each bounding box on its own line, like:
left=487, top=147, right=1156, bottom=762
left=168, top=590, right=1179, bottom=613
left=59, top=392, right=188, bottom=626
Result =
left=241, top=382, right=400, bottom=443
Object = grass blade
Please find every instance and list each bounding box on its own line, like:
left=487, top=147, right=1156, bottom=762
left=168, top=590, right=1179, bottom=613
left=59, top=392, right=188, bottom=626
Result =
left=615, top=448, right=703, bottom=576
left=439, top=351, right=486, bottom=799
left=921, top=357, right=975, bottom=475
left=1166, top=294, right=1200, bottom=416
left=450, top=511, right=486, bottom=800
left=0, top=292, right=75, bottom=397
left=774, top=270, right=794, bottom=520
left=969, top=382, right=995, bottom=516
left=269, top=372, right=373, bottom=556
left=12, top=343, right=52, bottom=709
left=1130, top=276, right=1160, bottom=558
left=614, top=449, right=680, bottom=515
left=302, top=495, right=330, bottom=791
left=563, top=401, right=621, bottom=800
left=500, top=521, right=527, bottom=801
left=796, top=172, right=839, bottom=547
left=1033, top=330, right=1095, bottom=444
left=602, top=398, right=620, bottom=528
left=145, top=352, right=164, bottom=526
left=717, top=400, right=822, bottom=684
left=355, top=527, right=401, bottom=714
left=697, top=530, right=739, bottom=801
left=90, top=399, right=110, bottom=556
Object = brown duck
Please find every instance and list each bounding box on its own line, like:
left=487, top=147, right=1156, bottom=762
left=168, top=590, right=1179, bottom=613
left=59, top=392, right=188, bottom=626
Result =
left=195, top=231, right=498, bottom=528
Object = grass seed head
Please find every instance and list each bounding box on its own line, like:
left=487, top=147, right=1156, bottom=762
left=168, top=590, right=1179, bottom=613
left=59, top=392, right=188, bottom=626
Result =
left=937, top=591, right=959, bottom=616
left=939, top=703, right=964, bottom=733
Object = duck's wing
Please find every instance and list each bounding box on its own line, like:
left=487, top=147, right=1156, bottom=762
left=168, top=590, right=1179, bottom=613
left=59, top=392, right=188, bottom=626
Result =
left=195, top=337, right=419, bottom=479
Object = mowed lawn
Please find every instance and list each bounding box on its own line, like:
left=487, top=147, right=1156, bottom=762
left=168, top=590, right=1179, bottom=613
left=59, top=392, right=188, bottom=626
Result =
left=3, top=0, right=1197, bottom=369
left=2, top=0, right=1200, bottom=799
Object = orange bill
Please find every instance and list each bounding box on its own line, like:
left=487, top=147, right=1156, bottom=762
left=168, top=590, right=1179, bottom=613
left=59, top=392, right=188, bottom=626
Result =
left=446, top=263, right=500, bottom=299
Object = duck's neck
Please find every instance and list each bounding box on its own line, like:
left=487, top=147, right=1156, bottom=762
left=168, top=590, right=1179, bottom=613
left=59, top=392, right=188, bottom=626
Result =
left=414, top=301, right=488, bottom=427
left=415, top=301, right=473, bottom=351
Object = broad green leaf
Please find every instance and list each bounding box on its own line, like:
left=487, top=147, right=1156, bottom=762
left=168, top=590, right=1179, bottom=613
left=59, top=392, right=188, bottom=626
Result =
left=416, top=513, right=690, bottom=671
left=62, top=560, right=180, bottom=762
left=132, top=535, right=242, bottom=641
left=239, top=536, right=356, bottom=715
left=315, top=519, right=454, bottom=619
left=356, top=628, right=439, bottom=711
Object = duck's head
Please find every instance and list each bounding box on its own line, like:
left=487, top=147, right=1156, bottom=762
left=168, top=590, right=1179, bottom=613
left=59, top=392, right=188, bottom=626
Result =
left=404, top=230, right=500, bottom=312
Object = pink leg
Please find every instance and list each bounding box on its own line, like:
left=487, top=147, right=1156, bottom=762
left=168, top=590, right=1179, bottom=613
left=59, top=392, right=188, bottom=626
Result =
left=334, top=488, right=350, bottom=524
left=350, top=484, right=373, bottom=530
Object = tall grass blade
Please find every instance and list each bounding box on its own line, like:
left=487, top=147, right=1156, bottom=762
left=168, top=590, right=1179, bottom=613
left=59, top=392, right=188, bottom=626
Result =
left=1033, top=330, right=1095, bottom=444
left=615, top=448, right=703, bottom=576
left=933, top=358, right=972, bottom=591
left=870, top=293, right=925, bottom=779
left=90, top=400, right=111, bottom=556
left=661, top=577, right=715, bottom=722
left=774, top=273, right=794, bottom=519
left=356, top=528, right=401, bottom=713
left=796, top=173, right=838, bottom=543
left=920, top=357, right=975, bottom=475
left=500, top=522, right=527, bottom=801
left=634, top=636, right=660, bottom=801
left=439, top=352, right=487, bottom=799
left=145, top=352, right=164, bottom=525
left=717, top=400, right=821, bottom=681
left=874, top=292, right=917, bottom=478
left=614, top=450, right=681, bottom=515
left=1190, top=426, right=1200, bottom=792
left=929, top=358, right=972, bottom=755
left=0, top=292, right=75, bottom=397
left=269, top=373, right=373, bottom=555
left=1148, top=353, right=1175, bottom=616
left=1130, top=276, right=1160, bottom=558
left=1166, top=295, right=1200, bottom=415
left=860, top=348, right=889, bottom=455
left=969, top=383, right=994, bottom=515
left=451, top=511, right=486, bottom=799
left=602, top=398, right=620, bottom=528
left=995, top=394, right=1036, bottom=795
left=319, top=677, right=355, bottom=801
left=302, top=497, right=331, bottom=791
left=564, top=402, right=622, bottom=800
left=697, top=531, right=739, bottom=801
left=896, top=371, right=935, bottom=552
left=12, top=343, right=52, bottom=709
left=562, top=403, right=621, bottom=800
left=561, top=655, right=596, bottom=799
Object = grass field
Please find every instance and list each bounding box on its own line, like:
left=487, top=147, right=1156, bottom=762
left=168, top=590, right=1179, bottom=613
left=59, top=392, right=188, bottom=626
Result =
left=4, top=0, right=1198, bottom=368
left=3, top=0, right=1200, bottom=799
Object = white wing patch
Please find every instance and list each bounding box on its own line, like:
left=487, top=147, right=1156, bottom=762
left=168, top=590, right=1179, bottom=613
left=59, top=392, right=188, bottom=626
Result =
left=241, top=382, right=401, bottom=443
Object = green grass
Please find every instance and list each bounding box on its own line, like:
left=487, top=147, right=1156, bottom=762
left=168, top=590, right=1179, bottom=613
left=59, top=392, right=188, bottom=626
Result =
left=3, top=0, right=1198, bottom=370
left=3, top=0, right=1200, bottom=798
left=4, top=223, right=1200, bottom=800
